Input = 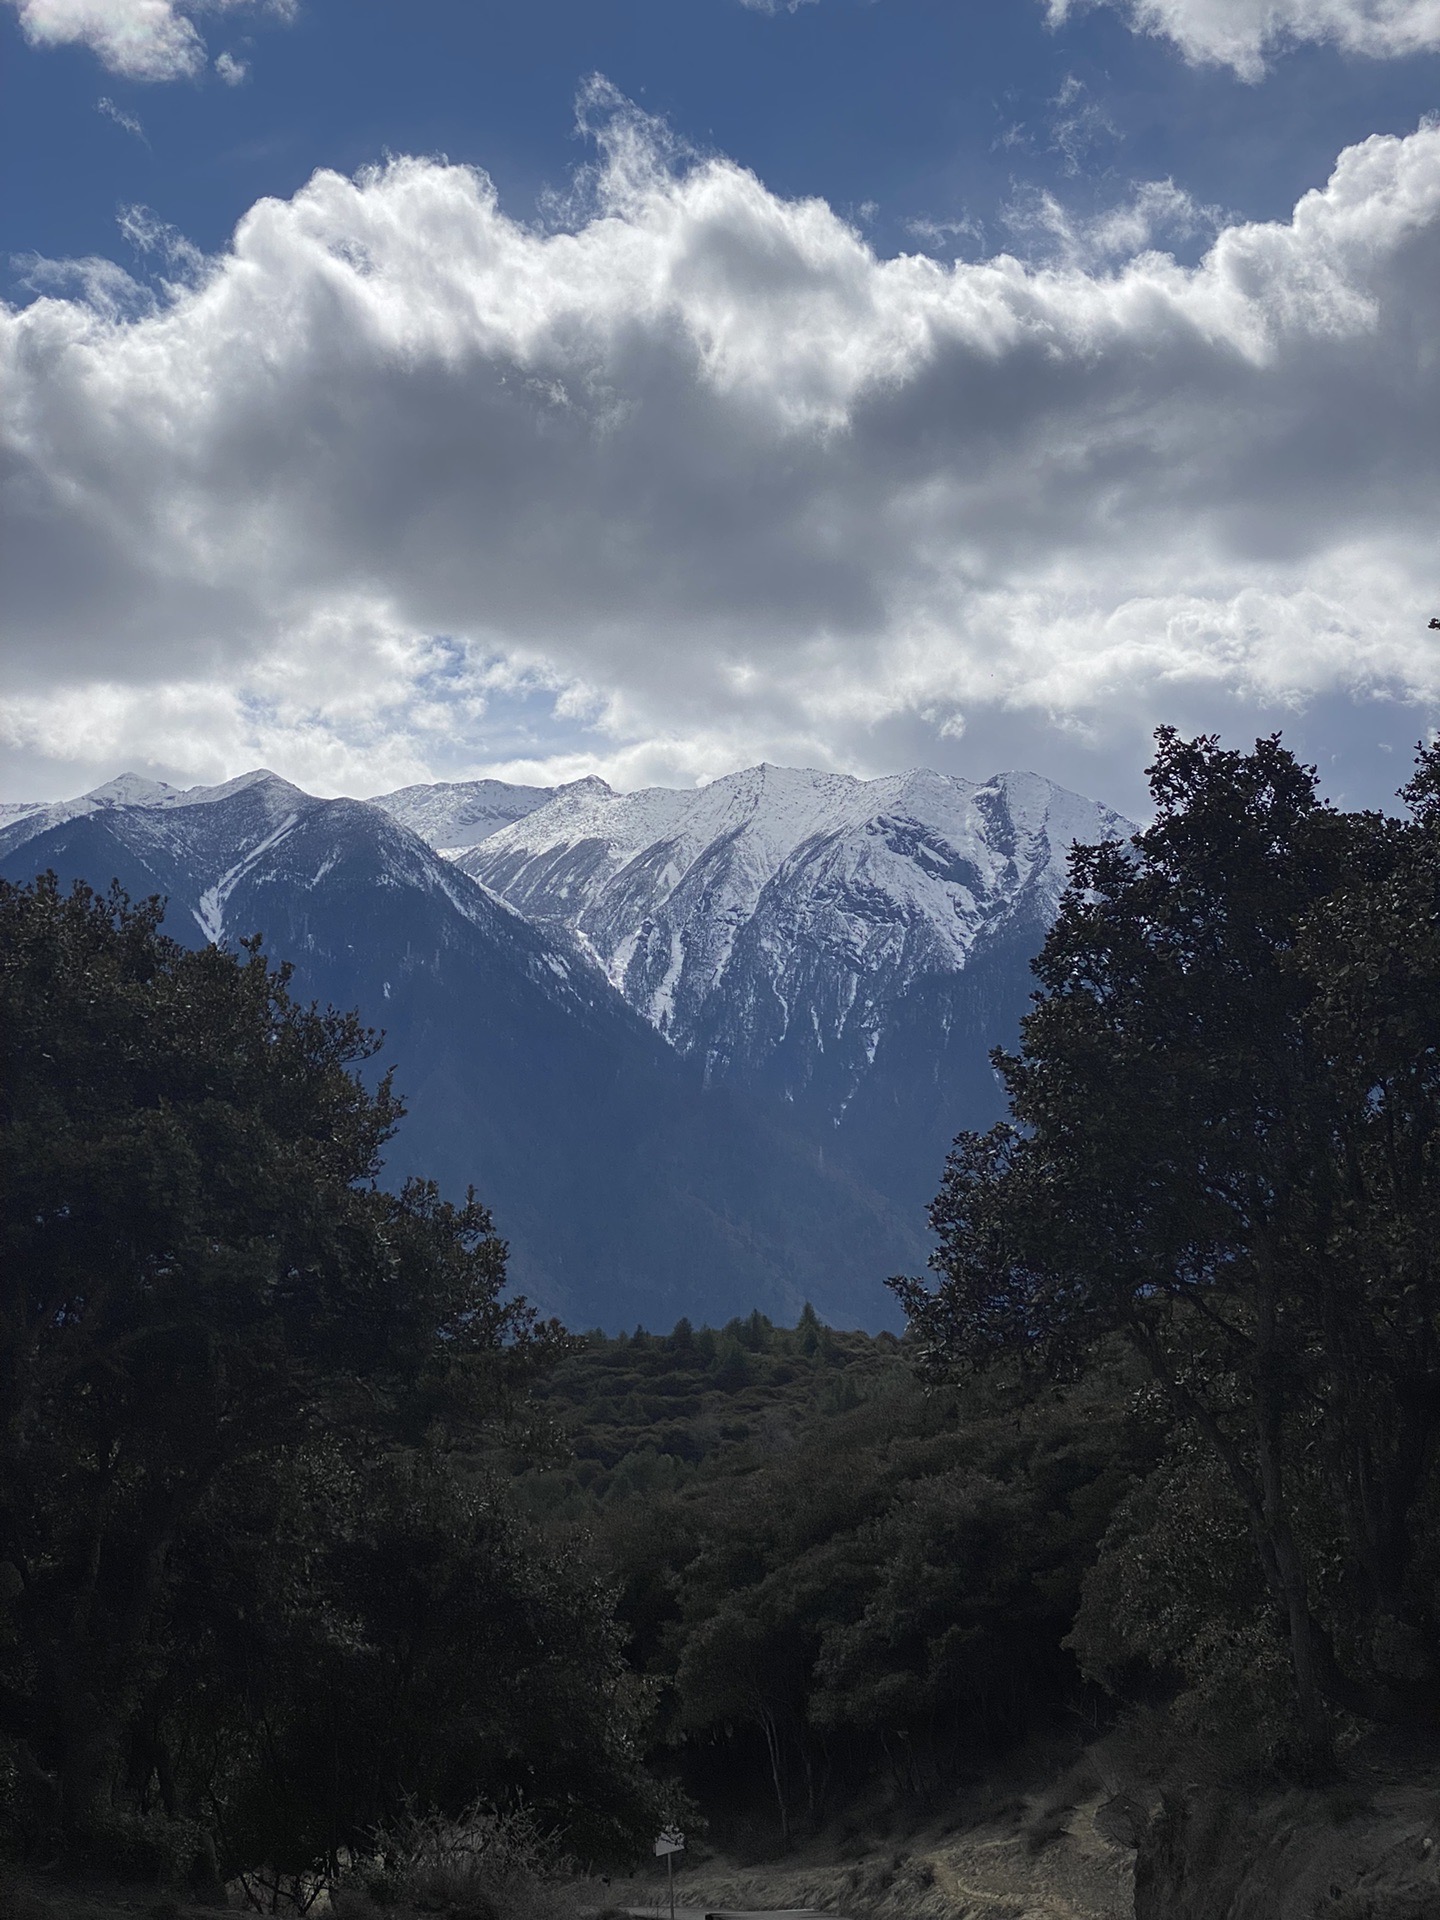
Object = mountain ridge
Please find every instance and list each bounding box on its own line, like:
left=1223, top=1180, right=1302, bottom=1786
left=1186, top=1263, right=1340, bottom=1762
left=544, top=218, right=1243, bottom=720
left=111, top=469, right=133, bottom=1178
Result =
left=457, top=761, right=1127, bottom=1114
left=0, top=771, right=919, bottom=1329
left=2, top=759, right=1131, bottom=1319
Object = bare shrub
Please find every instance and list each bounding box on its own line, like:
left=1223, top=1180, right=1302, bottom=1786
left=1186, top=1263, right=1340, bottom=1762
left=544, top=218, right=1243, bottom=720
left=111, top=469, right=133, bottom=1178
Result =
left=338, top=1801, right=572, bottom=1920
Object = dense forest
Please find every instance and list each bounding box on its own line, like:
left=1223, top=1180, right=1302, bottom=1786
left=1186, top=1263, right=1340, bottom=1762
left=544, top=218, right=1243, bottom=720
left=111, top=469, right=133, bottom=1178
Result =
left=511, top=1314, right=1155, bottom=1850
left=4, top=727, right=1440, bottom=1915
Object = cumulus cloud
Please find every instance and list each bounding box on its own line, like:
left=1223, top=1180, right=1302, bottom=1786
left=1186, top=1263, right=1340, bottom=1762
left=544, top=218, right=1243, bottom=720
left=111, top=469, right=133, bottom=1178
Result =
left=5, top=0, right=289, bottom=83
left=1048, top=0, right=1440, bottom=79
left=2, top=96, right=1439, bottom=798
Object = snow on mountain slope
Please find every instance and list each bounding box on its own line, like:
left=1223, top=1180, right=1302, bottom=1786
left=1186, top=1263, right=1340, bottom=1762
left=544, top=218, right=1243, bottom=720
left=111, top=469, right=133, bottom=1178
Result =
left=0, top=756, right=1132, bottom=1320
left=0, top=773, right=194, bottom=859
left=368, top=776, right=556, bottom=850
left=12, top=768, right=605, bottom=1019
left=2, top=766, right=555, bottom=878
left=0, top=771, right=917, bottom=1329
left=459, top=761, right=1130, bottom=1075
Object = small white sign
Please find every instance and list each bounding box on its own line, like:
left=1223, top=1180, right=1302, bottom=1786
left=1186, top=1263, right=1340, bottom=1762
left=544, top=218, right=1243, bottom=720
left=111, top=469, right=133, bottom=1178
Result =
left=654, top=1828, right=684, bottom=1857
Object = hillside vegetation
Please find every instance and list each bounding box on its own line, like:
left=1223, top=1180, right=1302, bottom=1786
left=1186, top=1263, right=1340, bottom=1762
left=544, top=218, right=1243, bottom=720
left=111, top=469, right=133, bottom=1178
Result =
left=513, top=1314, right=1154, bottom=1850
left=6, top=729, right=1440, bottom=1919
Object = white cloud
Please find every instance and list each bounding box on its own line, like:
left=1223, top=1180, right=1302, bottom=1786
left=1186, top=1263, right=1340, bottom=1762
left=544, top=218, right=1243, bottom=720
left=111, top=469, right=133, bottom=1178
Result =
left=96, top=92, right=147, bottom=139
left=118, top=201, right=211, bottom=282
left=213, top=48, right=247, bottom=84
left=1048, top=0, right=1440, bottom=79
left=1047, top=73, right=1121, bottom=173
left=1004, top=177, right=1224, bottom=266
left=10, top=0, right=204, bottom=79
left=2, top=100, right=1440, bottom=800
left=5, top=0, right=289, bottom=83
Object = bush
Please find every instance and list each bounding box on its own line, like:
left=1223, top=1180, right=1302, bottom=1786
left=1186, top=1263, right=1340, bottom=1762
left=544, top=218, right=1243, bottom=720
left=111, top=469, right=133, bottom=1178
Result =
left=76, top=1808, right=215, bottom=1887
left=336, top=1802, right=570, bottom=1920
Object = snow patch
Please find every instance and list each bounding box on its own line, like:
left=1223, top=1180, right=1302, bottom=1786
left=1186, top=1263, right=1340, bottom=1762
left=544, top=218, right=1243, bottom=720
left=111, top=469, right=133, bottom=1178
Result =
left=192, top=812, right=299, bottom=945
left=649, top=930, right=686, bottom=1034
left=608, top=928, right=641, bottom=992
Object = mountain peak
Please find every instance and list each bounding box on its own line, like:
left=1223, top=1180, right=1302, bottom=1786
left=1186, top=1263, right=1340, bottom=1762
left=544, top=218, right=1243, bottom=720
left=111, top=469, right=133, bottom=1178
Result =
left=178, top=769, right=307, bottom=807
left=82, top=773, right=188, bottom=808
left=369, top=775, right=557, bottom=849
left=462, top=759, right=1131, bottom=1083
left=0, top=771, right=197, bottom=860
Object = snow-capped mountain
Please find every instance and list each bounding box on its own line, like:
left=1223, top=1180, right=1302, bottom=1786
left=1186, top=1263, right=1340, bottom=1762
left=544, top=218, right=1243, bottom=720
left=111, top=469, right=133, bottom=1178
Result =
left=0, top=767, right=608, bottom=1018
left=462, top=764, right=1123, bottom=1048
left=0, top=767, right=612, bottom=1046
left=457, top=763, right=1128, bottom=1198
left=0, top=773, right=193, bottom=855
left=368, top=776, right=555, bottom=850
left=2, top=756, right=1129, bottom=1319
left=1, top=770, right=915, bottom=1329
left=0, top=769, right=557, bottom=869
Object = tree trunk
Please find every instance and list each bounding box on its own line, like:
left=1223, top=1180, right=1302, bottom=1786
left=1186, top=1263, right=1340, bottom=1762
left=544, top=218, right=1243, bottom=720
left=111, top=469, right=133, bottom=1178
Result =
left=757, top=1708, right=789, bottom=1844
left=1135, top=1311, right=1335, bottom=1765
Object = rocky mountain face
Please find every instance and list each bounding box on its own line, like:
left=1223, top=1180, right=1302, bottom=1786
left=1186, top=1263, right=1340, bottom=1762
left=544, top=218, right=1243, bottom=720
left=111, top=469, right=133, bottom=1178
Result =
left=1, top=759, right=1129, bottom=1324
left=0, top=771, right=916, bottom=1330
left=459, top=763, right=1130, bottom=1212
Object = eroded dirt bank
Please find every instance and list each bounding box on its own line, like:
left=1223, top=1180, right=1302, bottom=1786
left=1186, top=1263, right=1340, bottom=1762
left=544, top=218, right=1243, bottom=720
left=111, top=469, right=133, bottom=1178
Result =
left=1134, top=1779, right=1440, bottom=1920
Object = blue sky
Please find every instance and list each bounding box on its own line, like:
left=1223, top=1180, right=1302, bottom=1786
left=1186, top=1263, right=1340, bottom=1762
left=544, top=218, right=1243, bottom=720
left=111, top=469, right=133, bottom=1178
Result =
left=3, top=0, right=1440, bottom=817
left=9, top=2, right=1438, bottom=278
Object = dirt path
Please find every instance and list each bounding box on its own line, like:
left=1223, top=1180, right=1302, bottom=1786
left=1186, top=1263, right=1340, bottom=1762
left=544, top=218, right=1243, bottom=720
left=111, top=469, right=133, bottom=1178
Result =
left=610, top=1796, right=1134, bottom=1920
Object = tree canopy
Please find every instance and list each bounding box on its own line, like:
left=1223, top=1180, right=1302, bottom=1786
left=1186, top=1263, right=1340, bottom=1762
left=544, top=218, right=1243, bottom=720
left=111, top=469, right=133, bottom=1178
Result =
left=894, top=729, right=1440, bottom=1765
left=0, top=874, right=656, bottom=1873
left=513, top=1312, right=1152, bottom=1839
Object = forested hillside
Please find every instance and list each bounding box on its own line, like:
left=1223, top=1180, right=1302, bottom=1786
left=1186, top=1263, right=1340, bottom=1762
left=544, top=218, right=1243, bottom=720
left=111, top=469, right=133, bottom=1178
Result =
left=511, top=1313, right=1158, bottom=1847
left=7, top=729, right=1440, bottom=1920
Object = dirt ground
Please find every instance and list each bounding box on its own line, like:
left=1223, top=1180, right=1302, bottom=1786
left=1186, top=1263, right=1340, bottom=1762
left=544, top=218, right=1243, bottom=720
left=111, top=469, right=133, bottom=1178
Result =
left=0, top=1871, right=210, bottom=1920
left=609, top=1791, right=1136, bottom=1920
left=0, top=1782, right=1137, bottom=1920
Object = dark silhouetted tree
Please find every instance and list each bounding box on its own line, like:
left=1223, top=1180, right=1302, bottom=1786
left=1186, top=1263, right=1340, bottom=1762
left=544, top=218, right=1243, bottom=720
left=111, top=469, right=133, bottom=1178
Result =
left=0, top=875, right=602, bottom=1855
left=894, top=730, right=1440, bottom=1766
